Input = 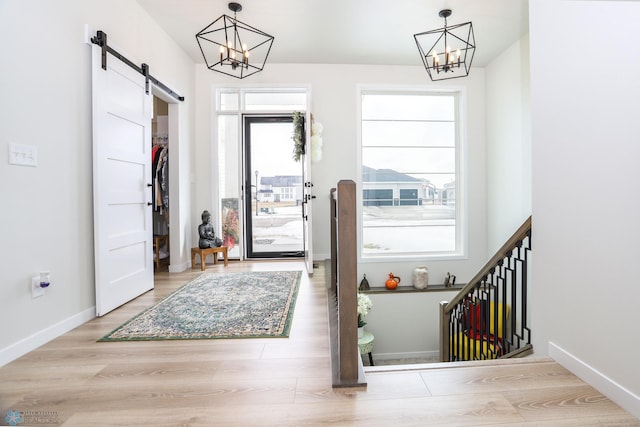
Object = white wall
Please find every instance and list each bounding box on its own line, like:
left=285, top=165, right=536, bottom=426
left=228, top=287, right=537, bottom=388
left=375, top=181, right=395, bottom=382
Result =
left=194, top=64, right=488, bottom=285
left=363, top=36, right=533, bottom=358
left=530, top=0, right=640, bottom=416
left=485, top=35, right=532, bottom=253
left=365, top=290, right=459, bottom=359
left=0, top=0, right=195, bottom=363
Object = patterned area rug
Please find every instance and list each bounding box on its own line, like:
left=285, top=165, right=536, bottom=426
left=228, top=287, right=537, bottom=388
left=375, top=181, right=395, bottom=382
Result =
left=98, top=270, right=302, bottom=341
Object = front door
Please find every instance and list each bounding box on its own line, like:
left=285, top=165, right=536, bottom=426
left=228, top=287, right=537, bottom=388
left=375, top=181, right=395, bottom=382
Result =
left=91, top=44, right=154, bottom=316
left=243, top=116, right=304, bottom=258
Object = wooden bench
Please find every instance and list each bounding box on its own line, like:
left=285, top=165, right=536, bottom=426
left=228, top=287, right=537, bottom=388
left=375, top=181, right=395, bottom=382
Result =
left=191, top=246, right=228, bottom=270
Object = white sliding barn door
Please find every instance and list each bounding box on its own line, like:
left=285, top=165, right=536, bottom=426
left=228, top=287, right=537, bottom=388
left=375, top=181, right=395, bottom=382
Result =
left=91, top=44, right=154, bottom=316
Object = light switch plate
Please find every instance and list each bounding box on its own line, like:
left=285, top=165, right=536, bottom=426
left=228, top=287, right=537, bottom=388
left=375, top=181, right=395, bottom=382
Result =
left=9, top=143, right=38, bottom=167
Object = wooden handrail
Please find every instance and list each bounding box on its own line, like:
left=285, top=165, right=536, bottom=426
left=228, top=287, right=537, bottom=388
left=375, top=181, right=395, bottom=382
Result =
left=328, top=180, right=366, bottom=387
left=445, top=216, right=532, bottom=312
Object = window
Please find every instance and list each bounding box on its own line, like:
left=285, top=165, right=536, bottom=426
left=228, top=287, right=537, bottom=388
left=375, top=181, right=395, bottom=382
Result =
left=360, top=89, right=463, bottom=258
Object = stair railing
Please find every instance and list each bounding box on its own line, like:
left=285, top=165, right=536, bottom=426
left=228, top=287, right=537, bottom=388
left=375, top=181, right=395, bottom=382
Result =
left=440, top=216, right=532, bottom=362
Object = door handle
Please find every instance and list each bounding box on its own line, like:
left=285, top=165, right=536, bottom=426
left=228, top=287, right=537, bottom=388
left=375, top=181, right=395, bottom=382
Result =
left=147, top=202, right=152, bottom=206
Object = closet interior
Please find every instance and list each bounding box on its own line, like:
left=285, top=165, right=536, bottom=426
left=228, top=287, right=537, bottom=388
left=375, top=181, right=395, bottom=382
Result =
left=152, top=96, right=169, bottom=270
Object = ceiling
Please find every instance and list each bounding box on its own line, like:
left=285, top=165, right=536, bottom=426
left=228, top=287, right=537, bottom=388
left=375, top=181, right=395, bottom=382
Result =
left=136, top=0, right=528, bottom=68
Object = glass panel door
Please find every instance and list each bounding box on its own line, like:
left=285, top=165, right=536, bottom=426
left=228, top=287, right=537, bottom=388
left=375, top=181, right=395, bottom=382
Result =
left=244, top=116, right=304, bottom=258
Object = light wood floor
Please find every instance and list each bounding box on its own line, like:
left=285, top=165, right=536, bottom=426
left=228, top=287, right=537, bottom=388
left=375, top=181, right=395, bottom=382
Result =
left=1, top=260, right=638, bottom=426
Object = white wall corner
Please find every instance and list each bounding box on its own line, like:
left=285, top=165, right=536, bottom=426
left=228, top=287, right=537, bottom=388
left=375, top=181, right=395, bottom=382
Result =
left=0, top=307, right=95, bottom=368
left=83, top=24, right=95, bottom=45
left=169, top=261, right=191, bottom=273
left=549, top=342, right=640, bottom=419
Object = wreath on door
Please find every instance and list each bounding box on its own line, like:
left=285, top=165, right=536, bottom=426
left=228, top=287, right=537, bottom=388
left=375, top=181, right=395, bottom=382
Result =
left=292, top=111, right=305, bottom=162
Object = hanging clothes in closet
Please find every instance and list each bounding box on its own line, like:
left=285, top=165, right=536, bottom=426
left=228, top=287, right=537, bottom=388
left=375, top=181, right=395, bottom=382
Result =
left=153, top=145, right=169, bottom=213
left=152, top=141, right=169, bottom=236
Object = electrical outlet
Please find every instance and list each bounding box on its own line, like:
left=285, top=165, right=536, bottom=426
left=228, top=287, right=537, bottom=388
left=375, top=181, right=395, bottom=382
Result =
left=31, top=276, right=44, bottom=298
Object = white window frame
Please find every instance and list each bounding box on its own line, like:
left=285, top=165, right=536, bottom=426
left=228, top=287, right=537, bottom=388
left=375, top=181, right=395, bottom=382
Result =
left=356, top=85, right=468, bottom=262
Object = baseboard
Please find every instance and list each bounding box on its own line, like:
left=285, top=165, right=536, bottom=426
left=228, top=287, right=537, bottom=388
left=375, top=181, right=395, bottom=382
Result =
left=0, top=307, right=95, bottom=368
left=549, top=342, right=640, bottom=419
left=373, top=350, right=440, bottom=362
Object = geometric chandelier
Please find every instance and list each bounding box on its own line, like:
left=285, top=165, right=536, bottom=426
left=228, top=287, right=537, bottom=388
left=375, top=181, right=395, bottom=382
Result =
left=414, top=9, right=476, bottom=81
left=195, top=2, right=274, bottom=79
